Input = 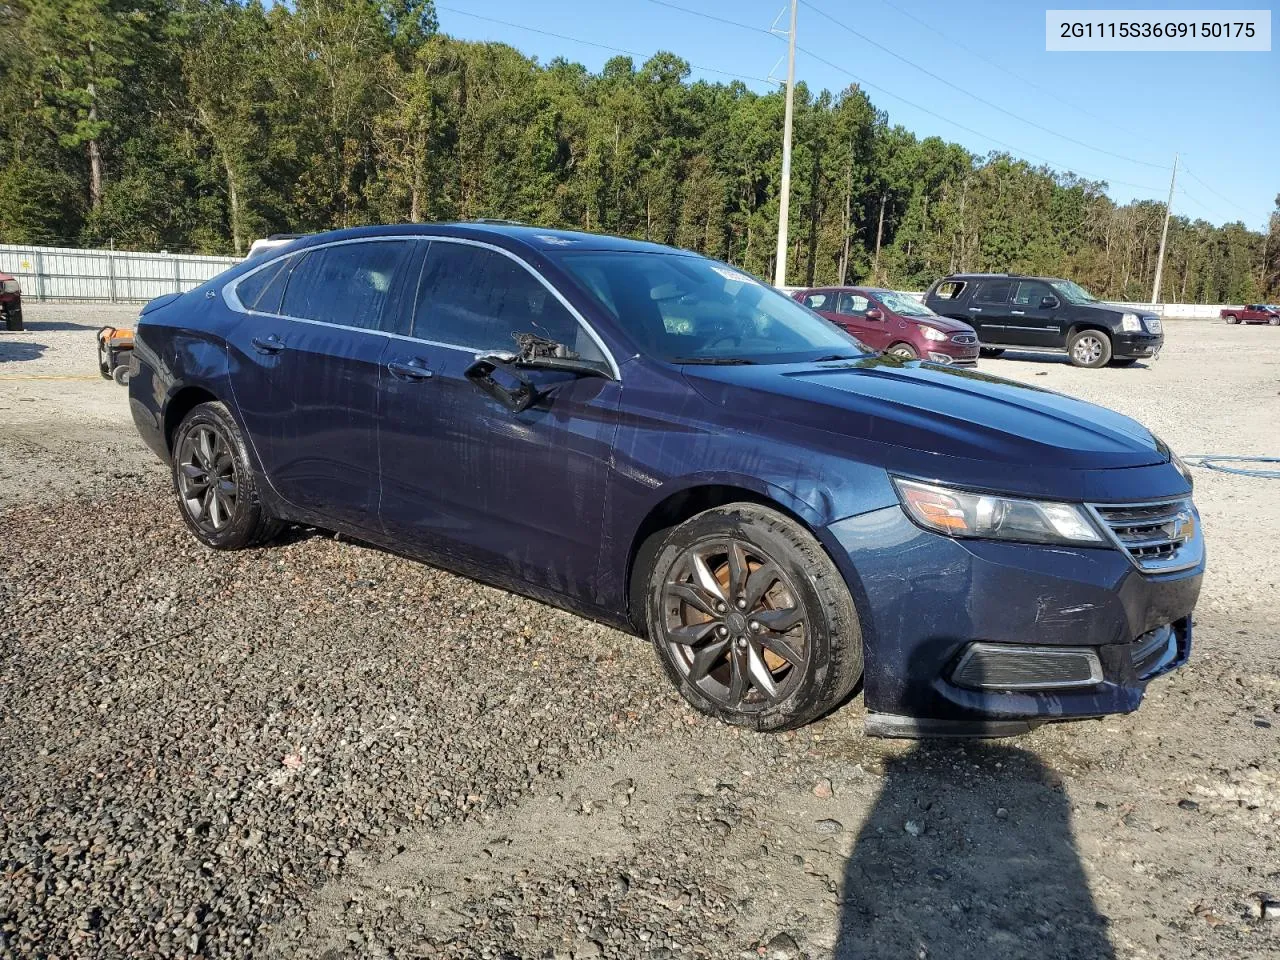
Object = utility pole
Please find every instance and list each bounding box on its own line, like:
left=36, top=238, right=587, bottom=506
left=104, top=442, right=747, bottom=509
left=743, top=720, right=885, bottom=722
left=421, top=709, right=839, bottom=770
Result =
left=773, top=0, right=797, bottom=288
left=1151, top=152, right=1178, bottom=304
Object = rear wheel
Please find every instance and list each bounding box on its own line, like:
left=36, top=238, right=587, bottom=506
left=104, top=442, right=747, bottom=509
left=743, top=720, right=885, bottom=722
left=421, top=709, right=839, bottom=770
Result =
left=979, top=347, right=1005, bottom=358
left=645, top=503, right=863, bottom=731
left=1068, top=330, right=1111, bottom=368
left=887, top=342, right=918, bottom=360
left=3, top=310, right=21, bottom=332
left=1225, top=314, right=1239, bottom=324
left=171, top=401, right=282, bottom=549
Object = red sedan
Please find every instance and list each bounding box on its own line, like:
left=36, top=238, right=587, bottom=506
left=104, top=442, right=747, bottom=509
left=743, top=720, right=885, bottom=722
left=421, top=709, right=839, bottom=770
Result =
left=792, top=286, right=980, bottom=365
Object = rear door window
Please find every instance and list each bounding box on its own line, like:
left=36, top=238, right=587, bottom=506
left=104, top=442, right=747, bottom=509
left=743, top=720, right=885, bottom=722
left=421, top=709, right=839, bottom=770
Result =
left=975, top=280, right=1013, bottom=304
left=281, top=240, right=410, bottom=331
left=412, top=241, right=606, bottom=365
left=801, top=292, right=828, bottom=309
left=236, top=256, right=293, bottom=314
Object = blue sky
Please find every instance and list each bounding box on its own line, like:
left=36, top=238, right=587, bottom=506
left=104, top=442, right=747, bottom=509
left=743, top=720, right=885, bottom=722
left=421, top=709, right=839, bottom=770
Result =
left=435, top=0, right=1277, bottom=230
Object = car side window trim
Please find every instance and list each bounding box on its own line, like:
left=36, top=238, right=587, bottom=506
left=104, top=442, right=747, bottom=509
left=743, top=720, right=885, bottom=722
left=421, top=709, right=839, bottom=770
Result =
left=223, top=235, right=620, bottom=380
left=407, top=236, right=620, bottom=380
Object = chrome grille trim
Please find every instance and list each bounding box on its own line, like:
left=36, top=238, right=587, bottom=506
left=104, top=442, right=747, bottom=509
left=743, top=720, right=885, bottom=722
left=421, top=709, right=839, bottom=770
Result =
left=951, top=333, right=977, bottom=344
left=1086, top=497, right=1201, bottom=573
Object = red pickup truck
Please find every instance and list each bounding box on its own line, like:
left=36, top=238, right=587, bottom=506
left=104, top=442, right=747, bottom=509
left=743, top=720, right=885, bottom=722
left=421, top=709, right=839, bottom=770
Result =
left=1221, top=304, right=1279, bottom=325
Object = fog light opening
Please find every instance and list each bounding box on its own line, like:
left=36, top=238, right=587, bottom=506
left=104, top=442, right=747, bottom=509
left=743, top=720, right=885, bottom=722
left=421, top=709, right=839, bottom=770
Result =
left=950, top=642, right=1103, bottom=691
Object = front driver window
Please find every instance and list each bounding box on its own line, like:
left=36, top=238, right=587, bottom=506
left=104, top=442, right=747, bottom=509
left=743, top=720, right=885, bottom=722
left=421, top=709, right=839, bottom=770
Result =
left=837, top=293, right=869, bottom=316
left=412, top=242, right=607, bottom=365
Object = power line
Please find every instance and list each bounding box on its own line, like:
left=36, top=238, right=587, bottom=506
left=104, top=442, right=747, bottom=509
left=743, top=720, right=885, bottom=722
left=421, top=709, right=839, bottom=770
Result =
left=436, top=6, right=778, bottom=86
left=1181, top=164, right=1259, bottom=220
left=639, top=0, right=1165, bottom=192
left=799, top=0, right=1169, bottom=171
left=868, top=0, right=1122, bottom=134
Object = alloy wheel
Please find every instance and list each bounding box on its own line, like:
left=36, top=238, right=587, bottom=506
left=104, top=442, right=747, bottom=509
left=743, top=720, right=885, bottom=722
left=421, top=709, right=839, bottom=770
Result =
left=660, top=539, right=809, bottom=711
left=1073, top=335, right=1104, bottom=365
left=177, top=424, right=239, bottom=533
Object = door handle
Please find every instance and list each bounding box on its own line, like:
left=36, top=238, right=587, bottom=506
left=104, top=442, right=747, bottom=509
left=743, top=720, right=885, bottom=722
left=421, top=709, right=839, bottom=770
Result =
left=1010, top=310, right=1026, bottom=316
left=387, top=358, right=433, bottom=381
left=251, top=335, right=285, bottom=354
left=968, top=307, right=982, bottom=312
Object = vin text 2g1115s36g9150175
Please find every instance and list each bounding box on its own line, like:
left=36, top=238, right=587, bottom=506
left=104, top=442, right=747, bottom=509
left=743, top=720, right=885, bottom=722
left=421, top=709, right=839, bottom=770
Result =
left=128, top=223, right=1203, bottom=736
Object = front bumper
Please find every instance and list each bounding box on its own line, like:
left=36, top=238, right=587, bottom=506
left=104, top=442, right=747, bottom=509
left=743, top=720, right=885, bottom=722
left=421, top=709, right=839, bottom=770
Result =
left=1114, top=331, right=1164, bottom=359
left=823, top=505, right=1202, bottom=737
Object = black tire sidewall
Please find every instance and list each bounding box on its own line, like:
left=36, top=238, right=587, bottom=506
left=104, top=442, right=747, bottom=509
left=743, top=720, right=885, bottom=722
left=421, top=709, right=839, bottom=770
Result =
left=645, top=504, right=862, bottom=731
left=1069, top=330, right=1111, bottom=368
left=171, top=401, right=273, bottom=549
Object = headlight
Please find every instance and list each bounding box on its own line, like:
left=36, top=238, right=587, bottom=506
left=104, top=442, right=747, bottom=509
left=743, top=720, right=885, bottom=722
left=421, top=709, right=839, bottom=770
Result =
left=893, top=478, right=1104, bottom=545
left=0, top=280, right=19, bottom=294
left=920, top=325, right=948, bottom=342
left=1120, top=312, right=1142, bottom=332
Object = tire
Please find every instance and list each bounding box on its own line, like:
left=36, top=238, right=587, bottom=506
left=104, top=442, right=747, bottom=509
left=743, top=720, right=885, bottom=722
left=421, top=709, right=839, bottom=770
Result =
left=1108, top=358, right=1138, bottom=368
left=1068, top=329, right=1112, bottom=368
left=112, top=365, right=131, bottom=386
left=887, top=342, right=918, bottom=360
left=979, top=347, right=1005, bottom=358
left=1224, top=314, right=1239, bottom=324
left=1270, top=316, right=1279, bottom=327
left=644, top=503, right=863, bottom=731
left=170, top=401, right=282, bottom=550
left=4, top=311, right=22, bottom=332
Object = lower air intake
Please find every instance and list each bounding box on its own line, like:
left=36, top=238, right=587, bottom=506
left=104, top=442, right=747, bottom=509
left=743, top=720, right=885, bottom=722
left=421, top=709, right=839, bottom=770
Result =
left=951, top=643, right=1103, bottom=691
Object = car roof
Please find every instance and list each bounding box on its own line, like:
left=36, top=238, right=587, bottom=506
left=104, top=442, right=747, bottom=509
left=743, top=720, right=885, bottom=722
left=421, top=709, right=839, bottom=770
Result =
left=939, top=273, right=1063, bottom=283
left=279, top=222, right=684, bottom=257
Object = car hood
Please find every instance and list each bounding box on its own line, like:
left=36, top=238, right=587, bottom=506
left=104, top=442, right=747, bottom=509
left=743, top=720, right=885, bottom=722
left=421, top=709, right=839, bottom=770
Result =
left=900, top=312, right=973, bottom=334
left=682, top=356, right=1167, bottom=474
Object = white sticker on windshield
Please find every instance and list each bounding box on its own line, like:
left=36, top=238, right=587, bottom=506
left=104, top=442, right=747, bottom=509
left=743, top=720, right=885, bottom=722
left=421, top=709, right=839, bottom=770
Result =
left=710, top=265, right=757, bottom=285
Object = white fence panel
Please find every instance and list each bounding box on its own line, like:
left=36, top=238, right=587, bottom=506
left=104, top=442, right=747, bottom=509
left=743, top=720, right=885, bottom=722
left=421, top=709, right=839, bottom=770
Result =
left=0, top=243, right=240, bottom=303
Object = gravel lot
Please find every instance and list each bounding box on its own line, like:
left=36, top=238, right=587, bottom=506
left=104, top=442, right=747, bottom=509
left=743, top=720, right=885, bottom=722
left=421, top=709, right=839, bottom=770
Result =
left=1, top=305, right=1278, bottom=959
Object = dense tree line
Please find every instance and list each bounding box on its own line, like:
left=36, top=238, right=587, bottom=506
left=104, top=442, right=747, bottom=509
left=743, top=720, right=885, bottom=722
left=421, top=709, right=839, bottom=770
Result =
left=1, top=0, right=1275, bottom=302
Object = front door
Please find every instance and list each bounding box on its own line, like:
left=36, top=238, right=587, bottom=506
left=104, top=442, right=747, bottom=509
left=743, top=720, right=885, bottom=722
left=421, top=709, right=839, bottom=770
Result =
left=965, top=278, right=1014, bottom=343
left=226, top=237, right=413, bottom=531
left=378, top=238, right=620, bottom=605
left=834, top=291, right=891, bottom=349
left=1005, top=279, right=1062, bottom=348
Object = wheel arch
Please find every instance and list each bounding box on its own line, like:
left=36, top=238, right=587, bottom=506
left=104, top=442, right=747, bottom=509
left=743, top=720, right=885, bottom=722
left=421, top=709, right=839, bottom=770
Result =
left=623, top=481, right=827, bottom=633
left=1065, top=321, right=1114, bottom=342
left=163, top=385, right=222, bottom=453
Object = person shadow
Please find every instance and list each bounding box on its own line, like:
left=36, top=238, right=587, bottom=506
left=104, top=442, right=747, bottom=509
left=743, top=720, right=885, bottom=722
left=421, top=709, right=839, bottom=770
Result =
left=835, top=741, right=1114, bottom=960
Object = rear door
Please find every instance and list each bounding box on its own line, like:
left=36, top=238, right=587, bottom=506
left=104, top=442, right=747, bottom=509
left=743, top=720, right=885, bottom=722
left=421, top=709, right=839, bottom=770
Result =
left=378, top=238, right=620, bottom=603
left=227, top=237, right=413, bottom=531
left=966, top=279, right=1014, bottom=343
left=1006, top=279, right=1063, bottom=348
left=799, top=289, right=841, bottom=325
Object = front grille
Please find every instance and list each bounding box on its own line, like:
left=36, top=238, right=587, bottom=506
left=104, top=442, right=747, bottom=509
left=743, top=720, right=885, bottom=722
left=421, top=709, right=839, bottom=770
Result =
left=951, top=333, right=977, bottom=344
left=1088, top=498, right=1200, bottom=573
left=951, top=643, right=1102, bottom=691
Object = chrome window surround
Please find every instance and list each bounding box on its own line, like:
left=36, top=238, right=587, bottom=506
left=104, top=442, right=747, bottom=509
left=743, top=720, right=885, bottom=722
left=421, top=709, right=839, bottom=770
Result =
left=1085, top=496, right=1202, bottom=574
left=223, top=235, right=621, bottom=380
left=951, top=642, right=1104, bottom=691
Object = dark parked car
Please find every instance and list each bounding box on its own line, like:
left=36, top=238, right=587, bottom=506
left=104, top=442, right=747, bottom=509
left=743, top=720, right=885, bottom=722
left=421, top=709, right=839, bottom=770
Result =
left=790, top=286, right=979, bottom=365
left=924, top=273, right=1164, bottom=368
left=129, top=224, right=1202, bottom=736
left=1, top=272, right=23, bottom=331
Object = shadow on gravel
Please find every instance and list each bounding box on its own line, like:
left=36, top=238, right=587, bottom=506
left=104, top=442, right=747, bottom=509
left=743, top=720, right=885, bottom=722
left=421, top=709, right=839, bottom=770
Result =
left=20, top=319, right=103, bottom=331
left=836, top=742, right=1114, bottom=960
left=0, top=340, right=48, bottom=363
left=994, top=351, right=1149, bottom=370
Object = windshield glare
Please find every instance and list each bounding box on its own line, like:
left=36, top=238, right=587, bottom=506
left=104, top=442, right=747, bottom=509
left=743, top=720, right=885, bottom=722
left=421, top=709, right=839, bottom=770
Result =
left=555, top=252, right=869, bottom=363
left=876, top=291, right=935, bottom=318
left=1051, top=279, right=1100, bottom=305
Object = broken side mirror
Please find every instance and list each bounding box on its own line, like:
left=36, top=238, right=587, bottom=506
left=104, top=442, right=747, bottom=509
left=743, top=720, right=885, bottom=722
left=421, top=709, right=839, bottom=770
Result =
left=464, top=354, right=541, bottom=413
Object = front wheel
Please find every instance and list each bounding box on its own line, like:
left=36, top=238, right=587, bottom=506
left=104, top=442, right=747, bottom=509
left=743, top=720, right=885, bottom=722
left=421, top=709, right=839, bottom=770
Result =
left=1068, top=330, right=1112, bottom=368
left=1270, top=316, right=1279, bottom=326
left=645, top=503, right=863, bottom=731
left=171, top=401, right=282, bottom=549
left=887, top=342, right=918, bottom=360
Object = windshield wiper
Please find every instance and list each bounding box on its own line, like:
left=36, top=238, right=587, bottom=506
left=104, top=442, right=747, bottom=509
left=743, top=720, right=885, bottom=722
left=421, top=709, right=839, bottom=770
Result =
left=810, top=354, right=860, bottom=362
left=671, top=357, right=757, bottom=365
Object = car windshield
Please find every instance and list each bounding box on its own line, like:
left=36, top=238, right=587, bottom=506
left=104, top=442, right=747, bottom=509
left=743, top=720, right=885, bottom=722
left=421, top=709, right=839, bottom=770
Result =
left=555, top=251, right=870, bottom=363
left=1050, top=279, right=1101, bottom=305
left=876, top=291, right=935, bottom=318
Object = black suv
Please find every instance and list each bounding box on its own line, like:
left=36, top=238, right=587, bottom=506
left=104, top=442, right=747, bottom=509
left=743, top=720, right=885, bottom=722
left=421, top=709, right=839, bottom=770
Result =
left=923, top=274, right=1163, bottom=368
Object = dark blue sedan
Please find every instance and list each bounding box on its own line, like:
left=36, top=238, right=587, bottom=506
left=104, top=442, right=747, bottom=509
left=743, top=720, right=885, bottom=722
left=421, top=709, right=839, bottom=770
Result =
left=128, top=223, right=1203, bottom=736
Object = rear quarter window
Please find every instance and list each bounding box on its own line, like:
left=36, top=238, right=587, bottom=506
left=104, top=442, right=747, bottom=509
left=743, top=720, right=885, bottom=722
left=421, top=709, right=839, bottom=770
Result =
left=932, top=280, right=966, bottom=301
left=235, top=256, right=292, bottom=314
